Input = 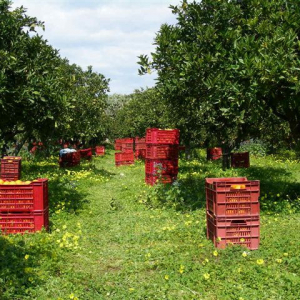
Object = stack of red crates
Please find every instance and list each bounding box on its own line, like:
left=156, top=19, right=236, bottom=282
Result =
left=0, top=179, right=49, bottom=234
left=114, top=138, right=135, bottom=166
left=95, top=146, right=105, bottom=156
left=135, top=137, right=146, bottom=160
left=145, top=128, right=180, bottom=185
left=1, top=156, right=22, bottom=181
left=231, top=152, right=250, bottom=168
left=207, top=147, right=222, bottom=160
left=120, top=138, right=134, bottom=152
left=205, top=177, right=260, bottom=250
left=114, top=139, right=122, bottom=151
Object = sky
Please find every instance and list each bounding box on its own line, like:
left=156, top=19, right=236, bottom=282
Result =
left=11, top=0, right=182, bottom=94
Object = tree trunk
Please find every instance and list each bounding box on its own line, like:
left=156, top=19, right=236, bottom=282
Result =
left=185, top=140, right=191, bottom=160
left=289, top=119, right=300, bottom=151
left=14, top=139, right=26, bottom=156
left=222, top=145, right=231, bottom=170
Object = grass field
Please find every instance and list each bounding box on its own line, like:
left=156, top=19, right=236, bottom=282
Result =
left=1, top=150, right=300, bottom=300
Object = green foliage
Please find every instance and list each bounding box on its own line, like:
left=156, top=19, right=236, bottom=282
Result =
left=109, top=88, right=171, bottom=139
left=139, top=0, right=300, bottom=149
left=236, top=140, right=268, bottom=157
left=0, top=0, right=109, bottom=148
left=55, top=63, right=110, bottom=142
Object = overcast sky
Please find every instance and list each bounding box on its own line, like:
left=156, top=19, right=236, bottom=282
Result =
left=11, top=0, right=182, bottom=94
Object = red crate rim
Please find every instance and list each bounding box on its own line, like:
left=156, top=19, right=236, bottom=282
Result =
left=206, top=210, right=260, bottom=222
left=146, top=128, right=180, bottom=132
left=2, top=156, right=22, bottom=161
left=206, top=177, right=248, bottom=184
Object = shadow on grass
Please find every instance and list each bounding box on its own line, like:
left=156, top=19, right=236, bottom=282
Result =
left=237, top=165, right=300, bottom=199
left=48, top=178, right=88, bottom=214
left=0, top=234, right=56, bottom=300
left=21, top=158, right=115, bottom=214
left=150, top=156, right=300, bottom=212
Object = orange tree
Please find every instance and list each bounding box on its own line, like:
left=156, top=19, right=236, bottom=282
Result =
left=53, top=61, right=110, bottom=146
left=0, top=0, right=109, bottom=152
left=0, top=0, right=64, bottom=145
left=138, top=0, right=298, bottom=155
left=110, top=88, right=170, bottom=139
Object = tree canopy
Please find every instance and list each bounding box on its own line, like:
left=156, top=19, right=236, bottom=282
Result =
left=139, top=0, right=298, bottom=150
left=0, top=0, right=109, bottom=150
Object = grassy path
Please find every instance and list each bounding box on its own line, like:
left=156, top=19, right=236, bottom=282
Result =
left=2, top=150, right=300, bottom=299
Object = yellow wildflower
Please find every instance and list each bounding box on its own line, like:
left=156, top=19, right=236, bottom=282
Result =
left=24, top=254, right=29, bottom=260
left=178, top=265, right=185, bottom=274
left=203, top=273, right=210, bottom=280
left=213, top=250, right=218, bottom=257
left=164, top=275, right=169, bottom=280
left=256, top=259, right=264, bottom=265
left=242, top=251, right=248, bottom=257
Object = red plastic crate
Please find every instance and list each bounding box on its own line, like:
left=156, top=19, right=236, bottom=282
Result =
left=115, top=143, right=122, bottom=151
left=145, top=159, right=178, bottom=175
left=59, top=151, right=80, bottom=167
left=207, top=148, right=222, bottom=160
left=206, top=211, right=260, bottom=250
left=0, top=208, right=49, bottom=234
left=206, top=177, right=259, bottom=217
left=1, top=157, right=22, bottom=180
left=0, top=174, right=20, bottom=181
left=135, top=143, right=146, bottom=150
left=145, top=173, right=177, bottom=185
left=95, top=146, right=105, bottom=156
left=146, top=128, right=180, bottom=145
left=146, top=145, right=179, bottom=159
left=115, top=152, right=134, bottom=162
left=206, top=177, right=260, bottom=217
left=0, top=179, right=48, bottom=212
left=120, top=138, right=134, bottom=144
left=121, top=143, right=134, bottom=152
left=231, top=152, right=250, bottom=168
left=79, top=148, right=92, bottom=160
left=135, top=149, right=146, bottom=160
left=135, top=137, right=146, bottom=144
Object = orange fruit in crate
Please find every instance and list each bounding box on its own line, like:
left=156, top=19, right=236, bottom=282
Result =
left=231, top=184, right=246, bottom=190
left=231, top=184, right=241, bottom=189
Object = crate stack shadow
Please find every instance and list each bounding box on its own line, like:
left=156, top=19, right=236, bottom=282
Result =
left=205, top=177, right=260, bottom=250
left=145, top=128, right=180, bottom=185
